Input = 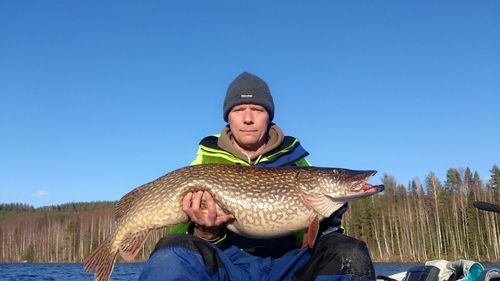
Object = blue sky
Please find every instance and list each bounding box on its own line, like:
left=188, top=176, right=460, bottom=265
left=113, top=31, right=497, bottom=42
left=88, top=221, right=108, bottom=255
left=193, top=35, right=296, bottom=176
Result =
left=1, top=1, right=499, bottom=207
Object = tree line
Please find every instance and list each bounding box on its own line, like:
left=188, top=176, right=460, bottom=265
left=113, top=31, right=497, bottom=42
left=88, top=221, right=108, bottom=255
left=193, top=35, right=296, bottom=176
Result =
left=346, top=165, right=499, bottom=262
left=0, top=165, right=498, bottom=263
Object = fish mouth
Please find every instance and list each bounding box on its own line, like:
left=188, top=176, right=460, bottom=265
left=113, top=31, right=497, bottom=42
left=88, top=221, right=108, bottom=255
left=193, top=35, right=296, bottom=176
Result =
left=362, top=183, right=384, bottom=193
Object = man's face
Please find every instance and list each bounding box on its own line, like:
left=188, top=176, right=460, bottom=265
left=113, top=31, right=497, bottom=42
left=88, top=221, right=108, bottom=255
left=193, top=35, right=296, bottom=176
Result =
left=228, top=104, right=270, bottom=151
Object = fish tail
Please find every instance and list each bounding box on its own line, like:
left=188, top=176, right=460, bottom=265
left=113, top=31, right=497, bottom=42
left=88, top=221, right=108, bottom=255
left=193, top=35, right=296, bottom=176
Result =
left=84, top=240, right=117, bottom=281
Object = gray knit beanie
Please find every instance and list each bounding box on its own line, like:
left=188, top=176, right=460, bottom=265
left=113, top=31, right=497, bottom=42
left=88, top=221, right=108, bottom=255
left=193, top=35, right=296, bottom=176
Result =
left=223, top=72, right=275, bottom=122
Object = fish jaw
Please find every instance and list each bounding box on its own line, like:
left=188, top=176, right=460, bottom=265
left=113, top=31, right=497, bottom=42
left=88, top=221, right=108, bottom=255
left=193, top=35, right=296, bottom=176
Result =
left=325, top=183, right=384, bottom=202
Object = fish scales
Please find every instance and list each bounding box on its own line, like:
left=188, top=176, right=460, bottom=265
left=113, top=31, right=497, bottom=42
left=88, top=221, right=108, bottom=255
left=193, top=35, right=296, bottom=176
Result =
left=84, top=163, right=384, bottom=281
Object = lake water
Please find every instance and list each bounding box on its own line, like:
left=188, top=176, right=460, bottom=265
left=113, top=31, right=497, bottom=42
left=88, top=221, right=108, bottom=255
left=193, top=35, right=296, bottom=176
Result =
left=0, top=262, right=498, bottom=280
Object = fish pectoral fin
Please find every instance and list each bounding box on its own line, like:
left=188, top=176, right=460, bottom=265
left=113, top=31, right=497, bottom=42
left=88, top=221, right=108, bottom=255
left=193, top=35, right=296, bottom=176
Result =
left=300, top=192, right=344, bottom=218
left=119, top=229, right=151, bottom=262
left=302, top=214, right=320, bottom=249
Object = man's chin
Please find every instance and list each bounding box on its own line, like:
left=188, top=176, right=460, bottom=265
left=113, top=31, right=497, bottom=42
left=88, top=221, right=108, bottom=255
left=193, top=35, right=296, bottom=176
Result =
left=239, top=141, right=261, bottom=150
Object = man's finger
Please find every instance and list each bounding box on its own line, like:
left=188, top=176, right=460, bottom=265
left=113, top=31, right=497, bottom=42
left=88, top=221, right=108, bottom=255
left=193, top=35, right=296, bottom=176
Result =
left=191, top=191, right=203, bottom=212
left=215, top=214, right=235, bottom=225
left=205, top=192, right=217, bottom=220
left=200, top=192, right=209, bottom=209
left=182, top=192, right=193, bottom=213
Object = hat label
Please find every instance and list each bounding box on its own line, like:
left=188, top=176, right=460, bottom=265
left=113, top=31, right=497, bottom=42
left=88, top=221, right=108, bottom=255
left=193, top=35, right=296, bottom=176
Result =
left=241, top=94, right=253, bottom=98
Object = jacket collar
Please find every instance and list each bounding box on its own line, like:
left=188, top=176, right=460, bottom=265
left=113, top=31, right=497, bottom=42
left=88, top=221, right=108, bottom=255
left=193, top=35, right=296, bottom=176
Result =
left=217, top=124, right=285, bottom=164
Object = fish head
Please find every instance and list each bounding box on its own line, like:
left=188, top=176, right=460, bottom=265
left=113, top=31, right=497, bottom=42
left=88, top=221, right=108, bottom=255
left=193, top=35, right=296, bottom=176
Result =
left=295, top=167, right=384, bottom=218
left=322, top=168, right=384, bottom=201
left=297, top=167, right=384, bottom=201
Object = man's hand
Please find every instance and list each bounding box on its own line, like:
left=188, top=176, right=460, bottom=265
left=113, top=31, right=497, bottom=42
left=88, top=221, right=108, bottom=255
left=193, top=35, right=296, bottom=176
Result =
left=182, top=191, right=234, bottom=241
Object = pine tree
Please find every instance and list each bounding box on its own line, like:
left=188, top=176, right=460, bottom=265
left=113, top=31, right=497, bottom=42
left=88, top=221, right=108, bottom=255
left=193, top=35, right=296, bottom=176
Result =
left=445, top=168, right=461, bottom=192
left=488, top=164, right=500, bottom=201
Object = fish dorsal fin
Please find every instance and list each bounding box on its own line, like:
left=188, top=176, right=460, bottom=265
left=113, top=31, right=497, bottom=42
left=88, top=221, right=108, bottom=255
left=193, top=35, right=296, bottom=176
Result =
left=300, top=192, right=344, bottom=218
left=119, top=229, right=151, bottom=262
left=115, top=185, right=148, bottom=220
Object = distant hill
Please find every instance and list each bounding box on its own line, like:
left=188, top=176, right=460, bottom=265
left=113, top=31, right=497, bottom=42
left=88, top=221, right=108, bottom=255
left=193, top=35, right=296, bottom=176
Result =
left=0, top=201, right=115, bottom=222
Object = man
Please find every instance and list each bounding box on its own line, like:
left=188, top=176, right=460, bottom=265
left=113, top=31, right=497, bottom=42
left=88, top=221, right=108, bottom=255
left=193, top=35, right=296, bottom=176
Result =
left=139, top=72, right=375, bottom=281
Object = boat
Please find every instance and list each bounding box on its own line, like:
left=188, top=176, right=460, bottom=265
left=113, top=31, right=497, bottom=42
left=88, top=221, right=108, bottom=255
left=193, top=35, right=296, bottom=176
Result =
left=377, top=259, right=500, bottom=281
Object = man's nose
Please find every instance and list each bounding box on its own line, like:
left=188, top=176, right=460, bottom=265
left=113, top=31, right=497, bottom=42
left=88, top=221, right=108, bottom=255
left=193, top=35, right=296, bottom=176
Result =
left=243, top=110, right=254, bottom=124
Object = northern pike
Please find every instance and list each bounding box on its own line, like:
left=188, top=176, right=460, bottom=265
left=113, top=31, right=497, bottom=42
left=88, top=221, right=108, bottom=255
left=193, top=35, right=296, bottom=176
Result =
left=83, top=163, right=384, bottom=281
